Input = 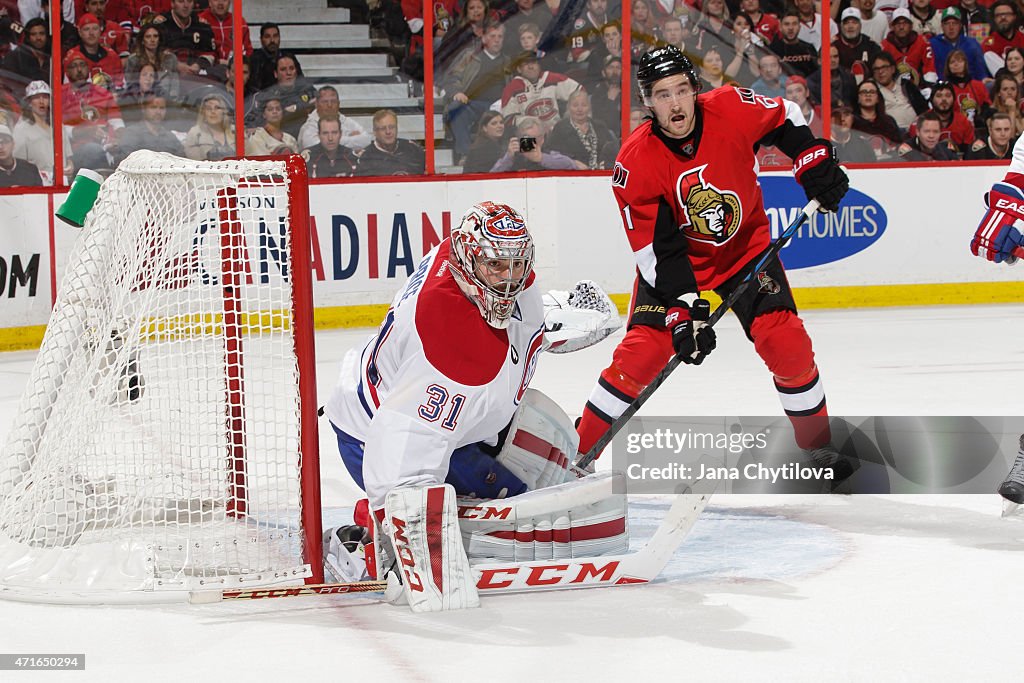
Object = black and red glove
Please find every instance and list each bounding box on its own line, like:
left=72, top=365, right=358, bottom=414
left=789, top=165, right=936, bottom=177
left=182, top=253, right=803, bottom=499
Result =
left=793, top=140, right=849, bottom=212
left=666, top=299, right=716, bottom=365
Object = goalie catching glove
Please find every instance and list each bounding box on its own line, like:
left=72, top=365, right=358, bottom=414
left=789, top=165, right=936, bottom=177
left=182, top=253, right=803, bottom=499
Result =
left=793, top=140, right=848, bottom=213
left=971, top=180, right=1024, bottom=264
left=667, top=298, right=716, bottom=365
left=543, top=280, right=621, bottom=353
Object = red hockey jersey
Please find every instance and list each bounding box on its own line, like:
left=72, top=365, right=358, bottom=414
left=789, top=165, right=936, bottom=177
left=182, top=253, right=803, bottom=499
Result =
left=611, top=86, right=807, bottom=296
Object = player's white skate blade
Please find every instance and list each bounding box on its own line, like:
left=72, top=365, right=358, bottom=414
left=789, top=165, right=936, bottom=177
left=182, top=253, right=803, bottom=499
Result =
left=1001, top=500, right=1021, bottom=518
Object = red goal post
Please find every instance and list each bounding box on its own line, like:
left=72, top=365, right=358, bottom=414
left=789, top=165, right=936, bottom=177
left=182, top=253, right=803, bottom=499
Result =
left=0, top=152, right=323, bottom=603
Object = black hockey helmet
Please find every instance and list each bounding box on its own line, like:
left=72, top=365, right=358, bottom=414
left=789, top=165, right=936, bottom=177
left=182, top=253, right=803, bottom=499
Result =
left=636, top=46, right=699, bottom=101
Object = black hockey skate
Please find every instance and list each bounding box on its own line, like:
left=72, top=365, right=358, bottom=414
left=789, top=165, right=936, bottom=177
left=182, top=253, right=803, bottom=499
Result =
left=998, top=437, right=1024, bottom=506
left=804, top=444, right=860, bottom=494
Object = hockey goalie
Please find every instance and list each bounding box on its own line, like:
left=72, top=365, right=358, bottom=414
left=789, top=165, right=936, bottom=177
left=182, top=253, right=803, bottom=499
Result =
left=321, top=201, right=625, bottom=612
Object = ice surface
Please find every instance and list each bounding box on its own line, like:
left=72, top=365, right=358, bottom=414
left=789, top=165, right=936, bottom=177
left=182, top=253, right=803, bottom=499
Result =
left=1, top=306, right=1022, bottom=681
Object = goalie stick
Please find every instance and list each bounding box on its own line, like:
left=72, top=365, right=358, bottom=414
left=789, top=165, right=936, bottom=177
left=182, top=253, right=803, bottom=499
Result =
left=189, top=476, right=715, bottom=603
left=575, top=199, right=821, bottom=471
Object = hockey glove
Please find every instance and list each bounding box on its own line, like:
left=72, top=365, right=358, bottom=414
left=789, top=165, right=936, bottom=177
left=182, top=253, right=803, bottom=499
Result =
left=666, top=299, right=716, bottom=365
left=971, top=181, right=1024, bottom=264
left=793, top=140, right=849, bottom=213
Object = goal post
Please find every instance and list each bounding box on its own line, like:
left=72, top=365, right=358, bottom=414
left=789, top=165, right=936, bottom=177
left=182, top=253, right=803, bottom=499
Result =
left=0, top=151, right=323, bottom=603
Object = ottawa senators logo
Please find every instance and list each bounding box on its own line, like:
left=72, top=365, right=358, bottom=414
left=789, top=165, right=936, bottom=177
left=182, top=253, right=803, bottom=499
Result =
left=675, top=165, right=742, bottom=244
left=757, top=270, right=780, bottom=294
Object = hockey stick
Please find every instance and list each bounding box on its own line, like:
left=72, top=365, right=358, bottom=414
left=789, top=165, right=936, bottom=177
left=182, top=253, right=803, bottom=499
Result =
left=190, top=476, right=716, bottom=603
left=575, top=199, right=821, bottom=470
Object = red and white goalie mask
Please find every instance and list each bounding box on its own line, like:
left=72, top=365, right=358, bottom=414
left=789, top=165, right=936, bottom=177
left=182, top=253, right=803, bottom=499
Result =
left=449, top=202, right=535, bottom=329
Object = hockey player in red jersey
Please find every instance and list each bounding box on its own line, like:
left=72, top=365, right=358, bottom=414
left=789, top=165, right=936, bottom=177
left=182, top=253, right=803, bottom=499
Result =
left=575, top=46, right=857, bottom=485
left=968, top=135, right=1024, bottom=511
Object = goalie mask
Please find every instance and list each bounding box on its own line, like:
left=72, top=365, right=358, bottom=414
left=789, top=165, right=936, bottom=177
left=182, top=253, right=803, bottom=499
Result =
left=449, top=202, right=535, bottom=329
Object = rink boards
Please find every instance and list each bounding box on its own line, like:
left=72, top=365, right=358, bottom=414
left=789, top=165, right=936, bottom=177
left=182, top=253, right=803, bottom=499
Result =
left=1, top=164, right=1022, bottom=350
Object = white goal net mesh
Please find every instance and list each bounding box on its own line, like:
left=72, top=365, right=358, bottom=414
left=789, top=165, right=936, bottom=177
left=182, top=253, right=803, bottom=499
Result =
left=0, top=151, right=318, bottom=602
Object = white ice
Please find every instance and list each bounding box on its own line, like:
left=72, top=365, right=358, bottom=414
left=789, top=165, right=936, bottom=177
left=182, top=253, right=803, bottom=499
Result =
left=1, top=305, right=1023, bottom=682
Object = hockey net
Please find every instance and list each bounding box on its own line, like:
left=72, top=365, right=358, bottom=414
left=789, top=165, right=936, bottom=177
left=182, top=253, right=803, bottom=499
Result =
left=0, top=151, right=322, bottom=603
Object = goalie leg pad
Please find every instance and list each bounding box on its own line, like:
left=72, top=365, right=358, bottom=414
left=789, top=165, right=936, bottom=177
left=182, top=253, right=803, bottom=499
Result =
left=383, top=484, right=480, bottom=612
left=458, top=471, right=629, bottom=563
left=495, top=388, right=579, bottom=490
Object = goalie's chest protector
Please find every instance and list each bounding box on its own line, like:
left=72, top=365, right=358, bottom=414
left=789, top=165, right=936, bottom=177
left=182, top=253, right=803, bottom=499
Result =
left=359, top=241, right=546, bottom=447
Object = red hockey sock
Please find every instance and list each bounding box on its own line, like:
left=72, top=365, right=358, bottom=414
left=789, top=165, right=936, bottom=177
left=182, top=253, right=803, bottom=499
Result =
left=751, top=310, right=830, bottom=449
left=577, top=325, right=673, bottom=456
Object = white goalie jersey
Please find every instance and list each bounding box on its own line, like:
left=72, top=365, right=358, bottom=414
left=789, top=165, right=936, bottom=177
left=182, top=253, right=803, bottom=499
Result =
left=324, top=239, right=546, bottom=509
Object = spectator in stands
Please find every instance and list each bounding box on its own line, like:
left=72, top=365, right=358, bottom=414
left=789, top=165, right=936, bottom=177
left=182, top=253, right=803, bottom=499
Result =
left=245, top=97, right=299, bottom=155
left=297, top=85, right=371, bottom=152
left=118, top=63, right=162, bottom=124
left=302, top=116, right=359, bottom=177
left=62, top=50, right=124, bottom=171
left=630, top=0, right=660, bottom=56
left=116, top=93, right=185, bottom=161
left=882, top=8, right=937, bottom=86
left=659, top=16, right=687, bottom=53
left=698, top=46, right=735, bottom=90
left=982, top=1, right=1024, bottom=76
left=517, top=22, right=559, bottom=72
left=436, top=0, right=490, bottom=70
left=119, top=0, right=171, bottom=28
left=0, top=124, right=42, bottom=186
left=854, top=0, right=889, bottom=44
left=870, top=51, right=928, bottom=131
left=945, top=48, right=992, bottom=125
left=834, top=8, right=882, bottom=75
left=564, top=0, right=611, bottom=72
left=2, top=18, right=50, bottom=95
left=831, top=101, right=876, bottom=163
left=199, top=0, right=253, bottom=65
left=959, top=0, right=991, bottom=43
left=989, top=72, right=1024, bottom=136
left=546, top=89, right=616, bottom=169
left=752, top=52, right=786, bottom=97
left=996, top=46, right=1024, bottom=89
left=462, top=109, right=506, bottom=173
left=852, top=78, right=905, bottom=156
left=922, top=80, right=976, bottom=153
left=740, top=0, right=779, bottom=43
left=909, top=0, right=941, bottom=39
left=184, top=91, right=234, bottom=160
left=250, top=23, right=292, bottom=92
left=13, top=81, right=71, bottom=184
left=83, top=0, right=131, bottom=58
left=629, top=106, right=646, bottom=133
left=793, top=0, right=836, bottom=49
left=503, top=0, right=553, bottom=57
left=590, top=53, right=622, bottom=134
left=357, top=108, right=426, bottom=175
left=770, top=11, right=818, bottom=78
left=490, top=115, right=577, bottom=171
left=727, top=12, right=768, bottom=86
left=967, top=112, right=1016, bottom=159
left=500, top=51, right=581, bottom=131
left=154, top=0, right=218, bottom=83
left=899, top=110, right=957, bottom=159
left=692, top=0, right=736, bottom=71
left=252, top=54, right=317, bottom=139
left=785, top=75, right=821, bottom=136
left=442, top=20, right=509, bottom=161
left=72, top=12, right=125, bottom=90
left=810, top=44, right=858, bottom=107
left=931, top=8, right=987, bottom=81
left=585, top=22, right=624, bottom=87
left=124, top=24, right=180, bottom=99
